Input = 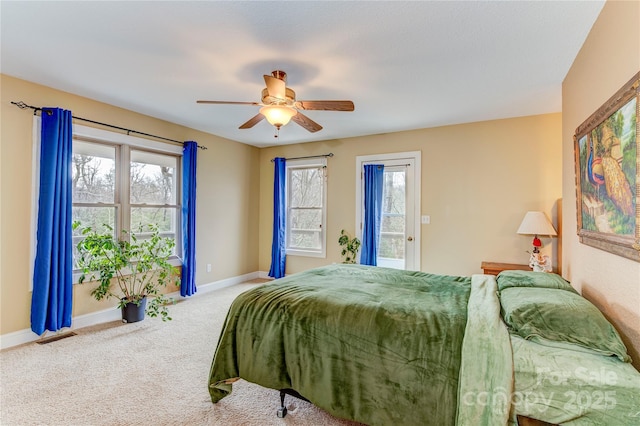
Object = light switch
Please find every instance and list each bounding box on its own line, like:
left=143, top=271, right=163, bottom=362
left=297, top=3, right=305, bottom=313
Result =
left=421, top=215, right=430, bottom=224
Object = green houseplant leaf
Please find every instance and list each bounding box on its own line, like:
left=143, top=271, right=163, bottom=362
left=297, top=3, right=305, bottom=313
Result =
left=338, top=229, right=361, bottom=264
left=74, top=222, right=181, bottom=321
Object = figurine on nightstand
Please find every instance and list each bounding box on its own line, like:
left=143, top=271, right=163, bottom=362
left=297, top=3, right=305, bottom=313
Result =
left=528, top=252, right=552, bottom=272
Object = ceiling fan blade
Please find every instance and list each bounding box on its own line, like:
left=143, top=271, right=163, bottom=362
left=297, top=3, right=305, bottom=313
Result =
left=197, top=100, right=260, bottom=106
left=263, top=75, right=287, bottom=100
left=294, top=100, right=354, bottom=111
left=238, top=113, right=265, bottom=129
left=291, top=112, right=323, bottom=133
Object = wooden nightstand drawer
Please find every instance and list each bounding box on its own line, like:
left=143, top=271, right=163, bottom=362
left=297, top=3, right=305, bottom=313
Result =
left=481, top=261, right=531, bottom=275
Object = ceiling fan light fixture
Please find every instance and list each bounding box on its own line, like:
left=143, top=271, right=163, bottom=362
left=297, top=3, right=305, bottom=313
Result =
left=259, top=105, right=297, bottom=128
left=198, top=70, right=353, bottom=134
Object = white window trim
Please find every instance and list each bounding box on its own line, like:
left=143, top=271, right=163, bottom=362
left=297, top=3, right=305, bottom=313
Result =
left=285, top=157, right=328, bottom=258
left=73, top=124, right=183, bottom=155
left=30, top=117, right=183, bottom=290
left=29, top=117, right=42, bottom=292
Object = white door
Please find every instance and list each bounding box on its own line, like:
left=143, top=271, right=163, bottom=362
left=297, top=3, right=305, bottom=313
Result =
left=356, top=152, right=421, bottom=270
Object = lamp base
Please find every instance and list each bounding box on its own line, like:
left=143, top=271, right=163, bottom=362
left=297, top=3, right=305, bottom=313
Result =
left=528, top=252, right=551, bottom=272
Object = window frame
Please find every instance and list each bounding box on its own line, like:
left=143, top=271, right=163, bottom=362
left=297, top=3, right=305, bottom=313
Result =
left=285, top=157, right=327, bottom=258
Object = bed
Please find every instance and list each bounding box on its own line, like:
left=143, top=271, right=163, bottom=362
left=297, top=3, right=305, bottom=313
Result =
left=207, top=264, right=640, bottom=425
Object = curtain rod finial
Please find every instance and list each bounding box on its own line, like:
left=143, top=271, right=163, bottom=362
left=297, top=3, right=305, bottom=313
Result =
left=11, top=101, right=31, bottom=109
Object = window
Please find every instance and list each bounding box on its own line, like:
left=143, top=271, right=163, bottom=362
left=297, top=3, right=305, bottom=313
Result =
left=28, top=119, right=183, bottom=287
left=70, top=131, right=181, bottom=270
left=286, top=158, right=327, bottom=257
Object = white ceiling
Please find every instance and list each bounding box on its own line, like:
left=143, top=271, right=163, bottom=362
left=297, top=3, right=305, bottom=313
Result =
left=1, top=1, right=604, bottom=148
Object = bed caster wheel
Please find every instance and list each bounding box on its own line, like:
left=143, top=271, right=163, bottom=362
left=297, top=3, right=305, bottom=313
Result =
left=277, top=389, right=288, bottom=417
left=277, top=406, right=287, bottom=418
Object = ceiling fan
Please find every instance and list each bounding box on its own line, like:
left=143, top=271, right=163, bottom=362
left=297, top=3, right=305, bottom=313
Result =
left=197, top=70, right=354, bottom=136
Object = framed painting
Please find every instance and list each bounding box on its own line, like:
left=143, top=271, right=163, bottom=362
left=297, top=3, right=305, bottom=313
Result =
left=574, top=72, right=639, bottom=262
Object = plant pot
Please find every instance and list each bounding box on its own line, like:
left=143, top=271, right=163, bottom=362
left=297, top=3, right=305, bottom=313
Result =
left=121, top=297, right=147, bottom=323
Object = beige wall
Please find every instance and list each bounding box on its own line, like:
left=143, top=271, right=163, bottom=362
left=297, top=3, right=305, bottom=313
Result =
left=562, top=0, right=640, bottom=367
left=0, top=75, right=261, bottom=335
left=258, top=113, right=562, bottom=277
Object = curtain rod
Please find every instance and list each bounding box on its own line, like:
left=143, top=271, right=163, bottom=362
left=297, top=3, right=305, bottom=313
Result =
left=365, top=163, right=411, bottom=167
left=271, top=153, right=333, bottom=162
left=11, top=101, right=207, bottom=150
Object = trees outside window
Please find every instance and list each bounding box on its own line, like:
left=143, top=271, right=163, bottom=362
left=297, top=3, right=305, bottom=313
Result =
left=130, top=150, right=178, bottom=240
left=286, top=158, right=327, bottom=257
left=379, top=169, right=406, bottom=260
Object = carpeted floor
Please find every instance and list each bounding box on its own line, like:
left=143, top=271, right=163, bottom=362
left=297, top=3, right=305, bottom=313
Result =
left=0, top=280, right=362, bottom=426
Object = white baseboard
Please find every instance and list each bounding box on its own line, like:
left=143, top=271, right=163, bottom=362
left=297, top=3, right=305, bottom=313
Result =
left=178, top=271, right=263, bottom=298
left=258, top=271, right=273, bottom=280
left=0, top=328, right=46, bottom=351
left=0, top=271, right=263, bottom=351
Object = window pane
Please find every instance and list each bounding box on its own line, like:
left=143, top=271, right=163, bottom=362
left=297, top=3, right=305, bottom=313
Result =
left=130, top=150, right=177, bottom=205
left=379, top=233, right=405, bottom=259
left=382, top=170, right=405, bottom=216
left=72, top=206, right=116, bottom=269
left=72, top=206, right=116, bottom=234
left=289, top=208, right=322, bottom=250
left=131, top=207, right=177, bottom=255
left=131, top=206, right=176, bottom=234
left=72, top=140, right=115, bottom=203
left=289, top=168, right=323, bottom=207
left=379, top=170, right=406, bottom=259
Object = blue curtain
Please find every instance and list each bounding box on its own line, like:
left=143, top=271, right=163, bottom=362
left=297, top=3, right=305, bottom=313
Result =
left=268, top=158, right=286, bottom=278
left=181, top=141, right=198, bottom=296
left=360, top=164, right=384, bottom=266
left=31, top=108, right=74, bottom=335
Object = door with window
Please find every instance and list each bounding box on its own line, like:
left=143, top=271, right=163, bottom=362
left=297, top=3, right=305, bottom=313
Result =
left=356, top=152, right=421, bottom=270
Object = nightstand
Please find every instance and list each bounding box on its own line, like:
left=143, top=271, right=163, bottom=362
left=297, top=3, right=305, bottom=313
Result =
left=481, top=261, right=531, bottom=275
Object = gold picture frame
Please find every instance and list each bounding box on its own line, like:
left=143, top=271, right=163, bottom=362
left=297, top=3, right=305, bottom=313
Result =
left=573, top=72, right=639, bottom=262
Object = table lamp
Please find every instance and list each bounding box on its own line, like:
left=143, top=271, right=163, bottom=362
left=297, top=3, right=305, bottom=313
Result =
left=517, top=211, right=557, bottom=272
left=517, top=211, right=557, bottom=253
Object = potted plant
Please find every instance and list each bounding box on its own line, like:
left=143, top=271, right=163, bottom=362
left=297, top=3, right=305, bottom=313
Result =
left=338, top=229, right=361, bottom=264
left=74, top=222, right=181, bottom=322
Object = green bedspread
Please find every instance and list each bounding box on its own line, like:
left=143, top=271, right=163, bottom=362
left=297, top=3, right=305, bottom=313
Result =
left=208, top=265, right=640, bottom=425
left=456, top=274, right=513, bottom=425
left=209, top=264, right=473, bottom=425
left=509, top=335, right=640, bottom=425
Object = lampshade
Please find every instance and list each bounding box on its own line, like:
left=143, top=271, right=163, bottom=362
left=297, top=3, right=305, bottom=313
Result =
left=259, top=106, right=297, bottom=128
left=516, top=211, right=557, bottom=236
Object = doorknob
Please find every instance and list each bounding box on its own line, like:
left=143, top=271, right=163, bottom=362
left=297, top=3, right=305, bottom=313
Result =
left=407, top=236, right=413, bottom=241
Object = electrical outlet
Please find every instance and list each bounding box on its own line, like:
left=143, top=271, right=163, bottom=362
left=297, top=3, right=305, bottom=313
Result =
left=206, top=263, right=212, bottom=273
left=421, top=215, right=430, bottom=224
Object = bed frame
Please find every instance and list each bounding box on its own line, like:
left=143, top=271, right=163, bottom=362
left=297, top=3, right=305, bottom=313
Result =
left=277, top=388, right=310, bottom=418
left=277, top=389, right=558, bottom=425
